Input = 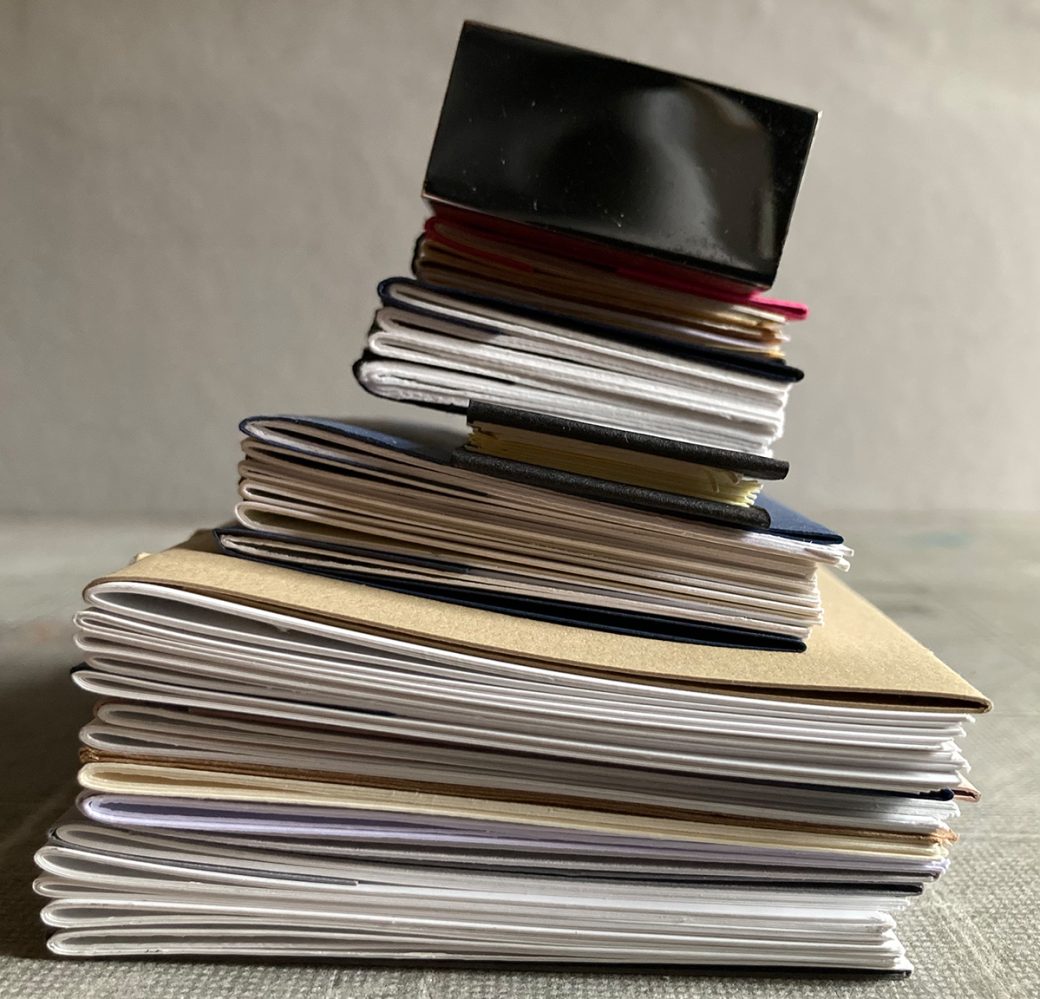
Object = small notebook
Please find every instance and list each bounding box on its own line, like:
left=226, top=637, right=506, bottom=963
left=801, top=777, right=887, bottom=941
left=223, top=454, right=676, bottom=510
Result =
left=413, top=219, right=800, bottom=357
left=422, top=22, right=819, bottom=288
left=355, top=278, right=802, bottom=457
left=78, top=701, right=963, bottom=837
left=452, top=401, right=790, bottom=525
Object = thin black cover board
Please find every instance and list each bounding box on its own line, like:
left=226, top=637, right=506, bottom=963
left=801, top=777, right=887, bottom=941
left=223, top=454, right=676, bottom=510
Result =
left=423, top=22, right=819, bottom=287
left=466, top=401, right=789, bottom=478
left=449, top=450, right=773, bottom=530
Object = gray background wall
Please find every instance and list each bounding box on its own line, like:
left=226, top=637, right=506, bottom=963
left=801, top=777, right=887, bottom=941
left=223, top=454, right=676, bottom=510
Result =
left=2, top=0, right=1038, bottom=517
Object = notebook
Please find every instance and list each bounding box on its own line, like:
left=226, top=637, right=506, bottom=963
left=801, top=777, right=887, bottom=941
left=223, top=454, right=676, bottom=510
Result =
left=218, top=416, right=849, bottom=651
left=78, top=702, right=963, bottom=836
left=452, top=401, right=790, bottom=522
left=36, top=818, right=915, bottom=968
left=75, top=534, right=988, bottom=711
left=422, top=22, right=819, bottom=288
left=355, top=279, right=803, bottom=456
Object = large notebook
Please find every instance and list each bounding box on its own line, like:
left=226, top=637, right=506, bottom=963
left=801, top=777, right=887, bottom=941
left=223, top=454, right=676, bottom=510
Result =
left=32, top=20, right=991, bottom=975
left=77, top=534, right=988, bottom=711
left=40, top=536, right=986, bottom=968
left=410, top=223, right=802, bottom=358
left=451, top=401, right=790, bottom=524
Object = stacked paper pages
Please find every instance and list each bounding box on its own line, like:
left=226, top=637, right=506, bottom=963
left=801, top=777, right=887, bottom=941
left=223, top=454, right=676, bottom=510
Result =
left=35, top=22, right=990, bottom=974
left=38, top=539, right=987, bottom=969
left=216, top=415, right=848, bottom=651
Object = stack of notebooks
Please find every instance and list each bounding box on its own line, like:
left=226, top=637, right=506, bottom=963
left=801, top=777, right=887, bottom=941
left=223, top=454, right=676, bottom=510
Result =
left=35, top=23, right=989, bottom=974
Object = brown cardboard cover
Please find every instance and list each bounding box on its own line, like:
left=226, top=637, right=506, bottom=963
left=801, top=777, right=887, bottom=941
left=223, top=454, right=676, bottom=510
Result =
left=89, top=534, right=990, bottom=712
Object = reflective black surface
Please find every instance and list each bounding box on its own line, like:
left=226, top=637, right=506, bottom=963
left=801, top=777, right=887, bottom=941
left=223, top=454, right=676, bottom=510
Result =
left=424, top=22, right=819, bottom=288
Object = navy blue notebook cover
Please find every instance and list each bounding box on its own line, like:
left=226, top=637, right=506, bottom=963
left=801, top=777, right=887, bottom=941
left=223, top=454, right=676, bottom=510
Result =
left=237, top=416, right=841, bottom=545
left=222, top=417, right=845, bottom=651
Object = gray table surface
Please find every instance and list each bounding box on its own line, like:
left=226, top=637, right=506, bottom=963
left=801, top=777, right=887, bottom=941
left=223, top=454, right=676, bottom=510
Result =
left=1, top=514, right=1037, bottom=998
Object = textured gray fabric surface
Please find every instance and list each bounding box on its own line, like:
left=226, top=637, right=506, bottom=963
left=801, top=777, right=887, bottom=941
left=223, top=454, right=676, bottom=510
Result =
left=1, top=515, right=1037, bottom=998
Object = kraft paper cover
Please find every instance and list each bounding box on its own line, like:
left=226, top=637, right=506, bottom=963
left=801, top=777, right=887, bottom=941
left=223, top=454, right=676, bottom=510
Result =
left=89, top=534, right=990, bottom=712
